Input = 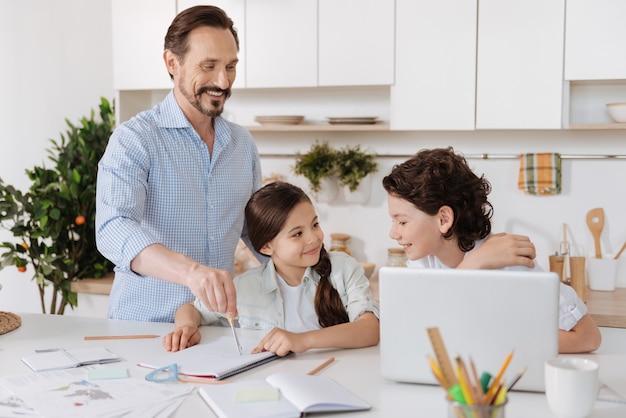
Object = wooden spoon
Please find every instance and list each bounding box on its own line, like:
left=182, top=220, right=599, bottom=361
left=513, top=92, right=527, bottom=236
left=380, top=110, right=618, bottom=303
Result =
left=586, top=208, right=605, bottom=259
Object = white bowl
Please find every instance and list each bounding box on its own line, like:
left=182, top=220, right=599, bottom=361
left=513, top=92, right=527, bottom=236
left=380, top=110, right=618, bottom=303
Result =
left=606, top=103, right=626, bottom=123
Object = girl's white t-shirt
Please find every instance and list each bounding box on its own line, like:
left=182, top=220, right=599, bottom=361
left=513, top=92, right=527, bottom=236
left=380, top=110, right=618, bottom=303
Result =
left=276, top=273, right=321, bottom=333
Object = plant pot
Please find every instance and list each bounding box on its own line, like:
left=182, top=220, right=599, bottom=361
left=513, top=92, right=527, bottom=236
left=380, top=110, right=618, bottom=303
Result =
left=344, top=174, right=371, bottom=204
left=314, top=177, right=339, bottom=203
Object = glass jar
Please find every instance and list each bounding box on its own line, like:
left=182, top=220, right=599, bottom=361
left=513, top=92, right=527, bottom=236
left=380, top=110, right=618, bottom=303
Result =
left=387, top=248, right=407, bottom=267
left=329, top=233, right=352, bottom=255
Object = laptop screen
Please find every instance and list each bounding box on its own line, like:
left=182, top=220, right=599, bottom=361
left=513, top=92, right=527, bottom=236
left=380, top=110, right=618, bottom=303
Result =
left=378, top=267, right=559, bottom=392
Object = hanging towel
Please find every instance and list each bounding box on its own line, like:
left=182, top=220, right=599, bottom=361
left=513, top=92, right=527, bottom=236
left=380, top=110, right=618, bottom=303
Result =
left=518, top=153, right=562, bottom=196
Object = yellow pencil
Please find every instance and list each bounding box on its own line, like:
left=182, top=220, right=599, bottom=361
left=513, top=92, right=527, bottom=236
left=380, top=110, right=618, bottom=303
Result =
left=484, top=350, right=514, bottom=403
left=455, top=356, right=474, bottom=405
left=427, top=355, right=449, bottom=389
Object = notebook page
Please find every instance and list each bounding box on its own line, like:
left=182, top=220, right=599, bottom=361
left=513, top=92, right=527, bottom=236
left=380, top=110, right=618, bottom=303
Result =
left=138, top=336, right=278, bottom=379
left=266, top=372, right=371, bottom=413
left=199, top=380, right=299, bottom=418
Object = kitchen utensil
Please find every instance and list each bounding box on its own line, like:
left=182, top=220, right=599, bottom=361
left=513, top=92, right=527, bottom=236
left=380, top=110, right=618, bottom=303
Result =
left=586, top=208, right=605, bottom=259
left=615, top=241, right=626, bottom=260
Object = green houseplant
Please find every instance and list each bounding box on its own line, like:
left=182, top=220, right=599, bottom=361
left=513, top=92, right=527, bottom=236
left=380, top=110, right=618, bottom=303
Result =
left=293, top=140, right=338, bottom=194
left=335, top=144, right=378, bottom=192
left=0, top=98, right=115, bottom=314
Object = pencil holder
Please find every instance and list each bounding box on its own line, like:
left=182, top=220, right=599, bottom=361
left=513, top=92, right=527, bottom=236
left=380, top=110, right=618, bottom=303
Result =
left=447, top=398, right=507, bottom=418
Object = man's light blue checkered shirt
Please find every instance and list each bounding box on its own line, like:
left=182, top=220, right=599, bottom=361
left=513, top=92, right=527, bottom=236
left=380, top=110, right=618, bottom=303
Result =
left=96, top=91, right=261, bottom=322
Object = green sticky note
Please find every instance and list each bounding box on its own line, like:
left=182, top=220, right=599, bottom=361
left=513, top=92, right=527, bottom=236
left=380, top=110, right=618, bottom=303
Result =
left=235, top=386, right=280, bottom=403
left=88, top=368, right=128, bottom=380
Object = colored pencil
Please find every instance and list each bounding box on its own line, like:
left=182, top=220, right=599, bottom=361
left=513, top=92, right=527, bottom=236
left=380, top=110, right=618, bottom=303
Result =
left=84, top=334, right=159, bottom=340
left=308, top=357, right=335, bottom=375
left=506, top=367, right=527, bottom=391
left=484, top=350, right=514, bottom=403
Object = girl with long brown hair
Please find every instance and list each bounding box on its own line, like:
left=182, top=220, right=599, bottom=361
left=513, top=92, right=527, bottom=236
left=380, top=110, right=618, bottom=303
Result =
left=164, top=181, right=379, bottom=356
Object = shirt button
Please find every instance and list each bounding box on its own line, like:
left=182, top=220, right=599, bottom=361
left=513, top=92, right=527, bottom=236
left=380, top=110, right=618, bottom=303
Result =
left=210, top=236, right=214, bottom=241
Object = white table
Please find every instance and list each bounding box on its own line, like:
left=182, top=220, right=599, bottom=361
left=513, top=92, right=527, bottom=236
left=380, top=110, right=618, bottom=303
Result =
left=1, top=313, right=625, bottom=417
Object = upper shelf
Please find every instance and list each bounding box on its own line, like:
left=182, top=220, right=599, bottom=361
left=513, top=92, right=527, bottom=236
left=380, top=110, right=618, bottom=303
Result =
left=247, top=122, right=626, bottom=132
left=245, top=123, right=390, bottom=132
left=568, top=123, right=626, bottom=130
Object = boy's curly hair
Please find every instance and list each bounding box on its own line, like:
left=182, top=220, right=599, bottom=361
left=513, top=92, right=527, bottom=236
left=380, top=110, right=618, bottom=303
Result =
left=382, top=147, right=493, bottom=252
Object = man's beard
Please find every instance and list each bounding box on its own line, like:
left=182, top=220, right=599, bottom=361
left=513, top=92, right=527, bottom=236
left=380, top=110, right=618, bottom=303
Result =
left=181, top=84, right=231, bottom=118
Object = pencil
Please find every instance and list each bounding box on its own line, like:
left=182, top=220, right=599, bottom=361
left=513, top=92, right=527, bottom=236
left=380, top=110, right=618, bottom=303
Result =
left=307, top=357, right=335, bottom=375
left=455, top=356, right=475, bottom=405
left=177, top=376, right=229, bottom=385
left=469, top=357, right=484, bottom=398
left=427, top=355, right=449, bottom=389
left=484, top=350, right=514, bottom=403
left=505, top=367, right=527, bottom=391
left=84, top=334, right=160, bottom=340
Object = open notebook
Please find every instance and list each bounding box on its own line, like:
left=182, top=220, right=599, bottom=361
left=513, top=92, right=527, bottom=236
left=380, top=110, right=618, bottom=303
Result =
left=378, top=267, right=560, bottom=392
left=199, top=372, right=370, bottom=418
left=138, top=336, right=280, bottom=380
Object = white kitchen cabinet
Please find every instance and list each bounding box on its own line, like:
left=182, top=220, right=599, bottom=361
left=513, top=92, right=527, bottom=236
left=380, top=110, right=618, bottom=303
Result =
left=476, top=0, right=565, bottom=129
left=177, top=0, right=246, bottom=89
left=245, top=0, right=317, bottom=88
left=318, top=0, right=394, bottom=87
left=565, top=0, right=626, bottom=81
left=390, top=0, right=476, bottom=130
left=112, top=0, right=175, bottom=90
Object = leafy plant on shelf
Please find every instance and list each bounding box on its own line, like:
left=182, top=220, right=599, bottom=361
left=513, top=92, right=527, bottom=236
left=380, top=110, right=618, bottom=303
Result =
left=0, top=98, right=115, bottom=314
left=335, top=144, right=378, bottom=192
left=292, top=140, right=338, bottom=193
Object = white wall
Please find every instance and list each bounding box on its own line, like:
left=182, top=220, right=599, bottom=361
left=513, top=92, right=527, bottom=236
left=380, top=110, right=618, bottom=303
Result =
left=1, top=1, right=624, bottom=318
left=0, top=1, right=114, bottom=315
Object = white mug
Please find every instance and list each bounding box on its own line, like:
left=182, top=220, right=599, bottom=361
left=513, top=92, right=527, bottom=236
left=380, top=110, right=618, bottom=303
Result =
left=545, top=357, right=599, bottom=418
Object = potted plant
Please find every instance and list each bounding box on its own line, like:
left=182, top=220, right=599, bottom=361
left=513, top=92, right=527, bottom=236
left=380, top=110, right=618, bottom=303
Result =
left=335, top=144, right=378, bottom=203
left=0, top=98, right=115, bottom=314
left=292, top=140, right=339, bottom=202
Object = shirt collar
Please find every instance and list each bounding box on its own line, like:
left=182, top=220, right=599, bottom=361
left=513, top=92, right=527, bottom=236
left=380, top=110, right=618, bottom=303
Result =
left=260, top=259, right=321, bottom=292
left=158, top=91, right=232, bottom=147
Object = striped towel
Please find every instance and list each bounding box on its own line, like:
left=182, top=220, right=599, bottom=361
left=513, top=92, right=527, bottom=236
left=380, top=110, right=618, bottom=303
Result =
left=518, top=153, right=562, bottom=196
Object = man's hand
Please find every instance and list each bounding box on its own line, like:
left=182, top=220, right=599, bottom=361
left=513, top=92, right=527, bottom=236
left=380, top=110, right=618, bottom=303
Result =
left=186, top=266, right=238, bottom=318
left=131, top=244, right=239, bottom=317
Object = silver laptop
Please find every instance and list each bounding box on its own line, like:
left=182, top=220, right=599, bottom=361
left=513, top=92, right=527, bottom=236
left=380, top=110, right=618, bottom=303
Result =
left=378, top=267, right=560, bottom=392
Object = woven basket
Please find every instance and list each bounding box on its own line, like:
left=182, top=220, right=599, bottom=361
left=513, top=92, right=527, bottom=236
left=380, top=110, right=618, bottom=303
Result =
left=0, top=311, right=21, bottom=335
